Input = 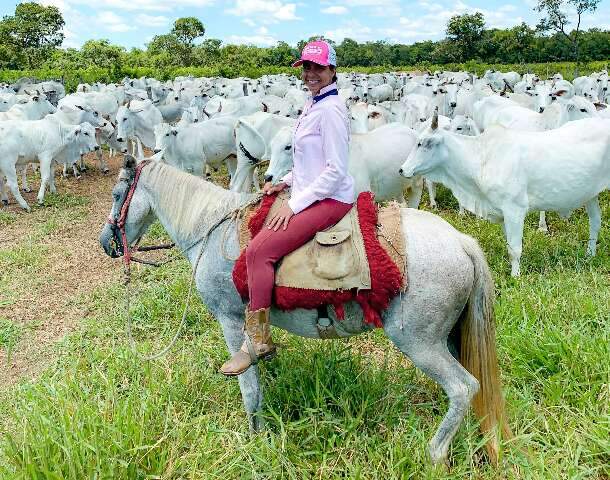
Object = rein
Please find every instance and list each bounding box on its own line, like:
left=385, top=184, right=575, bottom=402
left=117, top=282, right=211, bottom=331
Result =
left=108, top=161, right=262, bottom=360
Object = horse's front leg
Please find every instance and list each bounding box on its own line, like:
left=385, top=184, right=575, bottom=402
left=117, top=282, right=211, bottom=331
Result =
left=217, top=314, right=264, bottom=432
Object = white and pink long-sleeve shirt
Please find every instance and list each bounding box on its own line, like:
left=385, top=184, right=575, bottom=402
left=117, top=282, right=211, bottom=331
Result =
left=281, top=82, right=355, bottom=214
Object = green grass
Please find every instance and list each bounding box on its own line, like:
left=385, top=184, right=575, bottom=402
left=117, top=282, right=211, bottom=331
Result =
left=0, top=318, right=22, bottom=352
left=0, top=188, right=608, bottom=478
left=0, top=212, right=17, bottom=227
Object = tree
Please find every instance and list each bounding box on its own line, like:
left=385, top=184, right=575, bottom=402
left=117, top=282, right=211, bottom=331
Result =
left=445, top=12, right=486, bottom=61
left=80, top=39, right=125, bottom=70
left=171, top=17, right=205, bottom=47
left=534, top=0, right=601, bottom=62
left=1, top=2, right=64, bottom=68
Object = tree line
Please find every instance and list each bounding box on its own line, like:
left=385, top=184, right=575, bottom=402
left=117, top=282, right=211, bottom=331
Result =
left=0, top=1, right=607, bottom=75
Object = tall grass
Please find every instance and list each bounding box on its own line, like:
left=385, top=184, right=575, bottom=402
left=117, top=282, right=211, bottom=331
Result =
left=0, top=189, right=608, bottom=478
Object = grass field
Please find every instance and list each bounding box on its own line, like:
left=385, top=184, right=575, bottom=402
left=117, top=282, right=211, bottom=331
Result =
left=0, top=155, right=608, bottom=479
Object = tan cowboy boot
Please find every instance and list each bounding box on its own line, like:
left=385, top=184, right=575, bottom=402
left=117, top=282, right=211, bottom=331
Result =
left=220, top=307, right=276, bottom=376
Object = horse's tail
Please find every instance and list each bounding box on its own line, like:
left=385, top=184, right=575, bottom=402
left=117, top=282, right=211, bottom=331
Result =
left=458, top=234, right=512, bottom=463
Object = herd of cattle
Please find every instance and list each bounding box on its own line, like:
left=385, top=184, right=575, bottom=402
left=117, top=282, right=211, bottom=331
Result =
left=1, top=68, right=609, bottom=275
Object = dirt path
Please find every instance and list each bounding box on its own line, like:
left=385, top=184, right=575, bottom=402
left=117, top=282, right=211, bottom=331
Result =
left=0, top=153, right=123, bottom=387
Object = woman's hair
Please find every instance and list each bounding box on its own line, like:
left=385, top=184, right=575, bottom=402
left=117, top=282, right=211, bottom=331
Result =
left=331, top=65, right=337, bottom=83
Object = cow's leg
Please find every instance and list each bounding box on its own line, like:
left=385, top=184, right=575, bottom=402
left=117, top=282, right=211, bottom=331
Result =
left=20, top=165, right=31, bottom=192
left=585, top=197, right=601, bottom=256
left=538, top=211, right=548, bottom=232
left=406, top=176, right=423, bottom=208
left=3, top=164, right=30, bottom=210
left=502, top=209, right=525, bottom=277
left=37, top=155, right=53, bottom=204
left=79, top=154, right=87, bottom=172
left=62, top=162, right=68, bottom=178
left=96, top=132, right=109, bottom=173
left=49, top=162, right=57, bottom=194
left=0, top=174, right=8, bottom=206
left=204, top=164, right=212, bottom=180
left=425, top=178, right=437, bottom=208
left=225, top=155, right=237, bottom=180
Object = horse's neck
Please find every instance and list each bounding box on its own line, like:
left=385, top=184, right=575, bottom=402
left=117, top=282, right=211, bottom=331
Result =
left=140, top=164, right=255, bottom=254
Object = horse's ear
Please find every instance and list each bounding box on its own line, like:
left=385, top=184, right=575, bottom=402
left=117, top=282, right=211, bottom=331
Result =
left=123, top=154, right=137, bottom=169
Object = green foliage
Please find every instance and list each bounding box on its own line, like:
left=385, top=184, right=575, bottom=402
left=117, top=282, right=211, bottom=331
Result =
left=171, top=17, right=205, bottom=46
left=535, top=0, right=602, bottom=61
left=0, top=2, right=64, bottom=68
left=445, top=12, right=486, bottom=62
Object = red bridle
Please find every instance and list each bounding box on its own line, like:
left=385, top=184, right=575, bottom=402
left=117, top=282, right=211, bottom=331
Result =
left=107, top=160, right=150, bottom=267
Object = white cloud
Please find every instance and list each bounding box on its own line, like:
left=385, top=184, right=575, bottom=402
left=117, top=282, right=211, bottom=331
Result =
left=134, top=14, right=169, bottom=27
left=63, top=0, right=215, bottom=12
left=226, top=0, right=301, bottom=23
left=324, top=20, right=373, bottom=43
left=98, top=11, right=135, bottom=32
left=321, top=5, right=348, bottom=14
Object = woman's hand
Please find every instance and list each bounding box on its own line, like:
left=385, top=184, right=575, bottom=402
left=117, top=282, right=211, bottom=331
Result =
left=263, top=181, right=288, bottom=195
left=267, top=204, right=294, bottom=231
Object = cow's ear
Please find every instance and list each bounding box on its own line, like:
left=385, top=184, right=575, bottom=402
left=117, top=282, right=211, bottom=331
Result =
left=555, top=89, right=568, bottom=97
left=76, top=105, right=84, bottom=110
left=123, top=154, right=137, bottom=169
left=368, top=111, right=381, bottom=119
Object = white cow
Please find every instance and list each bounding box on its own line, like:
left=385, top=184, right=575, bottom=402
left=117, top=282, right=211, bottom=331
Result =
left=0, top=95, right=56, bottom=121
left=264, top=122, right=423, bottom=207
left=153, top=116, right=237, bottom=177
left=400, top=114, right=610, bottom=276
left=229, top=112, right=296, bottom=192
left=0, top=121, right=99, bottom=209
left=115, top=100, right=163, bottom=153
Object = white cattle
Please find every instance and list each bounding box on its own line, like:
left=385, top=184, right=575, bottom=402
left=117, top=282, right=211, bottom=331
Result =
left=153, top=116, right=237, bottom=177
left=264, top=122, right=423, bottom=206
left=0, top=120, right=99, bottom=209
left=0, top=95, right=56, bottom=121
left=366, top=84, right=393, bottom=104
left=115, top=100, right=163, bottom=151
left=229, top=112, right=296, bottom=192
left=431, top=83, right=459, bottom=117
left=349, top=102, right=389, bottom=133
left=573, top=76, right=599, bottom=102
left=402, top=94, right=432, bottom=129
left=400, top=114, right=610, bottom=276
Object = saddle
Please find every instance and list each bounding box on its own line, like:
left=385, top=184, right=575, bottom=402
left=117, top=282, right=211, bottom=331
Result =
left=233, top=191, right=407, bottom=327
left=267, top=192, right=371, bottom=291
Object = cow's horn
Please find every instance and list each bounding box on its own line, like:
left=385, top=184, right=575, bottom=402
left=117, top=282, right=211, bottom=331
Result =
left=431, top=107, right=439, bottom=130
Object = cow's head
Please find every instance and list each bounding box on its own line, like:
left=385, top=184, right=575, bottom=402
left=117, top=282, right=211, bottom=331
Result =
left=153, top=123, right=177, bottom=155
left=400, top=108, right=446, bottom=178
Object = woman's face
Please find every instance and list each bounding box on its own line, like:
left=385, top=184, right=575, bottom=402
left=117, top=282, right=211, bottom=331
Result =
left=302, top=61, right=334, bottom=95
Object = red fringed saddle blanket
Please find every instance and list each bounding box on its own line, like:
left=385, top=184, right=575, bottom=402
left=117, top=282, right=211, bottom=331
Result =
left=232, top=192, right=406, bottom=328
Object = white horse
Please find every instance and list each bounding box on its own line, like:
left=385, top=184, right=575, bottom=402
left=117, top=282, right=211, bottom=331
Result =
left=99, top=157, right=510, bottom=465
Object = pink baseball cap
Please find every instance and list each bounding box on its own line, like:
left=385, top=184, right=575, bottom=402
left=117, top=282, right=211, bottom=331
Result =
left=292, top=40, right=337, bottom=68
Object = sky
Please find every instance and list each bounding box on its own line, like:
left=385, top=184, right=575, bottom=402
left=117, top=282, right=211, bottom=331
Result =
left=0, top=0, right=608, bottom=50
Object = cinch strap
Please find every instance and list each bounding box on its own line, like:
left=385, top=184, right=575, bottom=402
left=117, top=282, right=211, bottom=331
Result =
left=313, top=88, right=338, bottom=103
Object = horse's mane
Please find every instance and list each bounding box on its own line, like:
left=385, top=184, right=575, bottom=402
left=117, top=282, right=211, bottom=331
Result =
left=142, top=161, right=252, bottom=240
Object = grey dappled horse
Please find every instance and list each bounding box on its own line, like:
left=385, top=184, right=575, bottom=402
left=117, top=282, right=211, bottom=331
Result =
left=99, top=156, right=510, bottom=465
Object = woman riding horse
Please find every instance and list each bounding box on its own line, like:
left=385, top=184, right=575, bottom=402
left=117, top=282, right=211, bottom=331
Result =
left=220, top=40, right=356, bottom=376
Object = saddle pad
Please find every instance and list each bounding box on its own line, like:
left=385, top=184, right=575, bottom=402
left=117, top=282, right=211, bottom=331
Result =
left=232, top=191, right=407, bottom=327
left=268, top=193, right=371, bottom=291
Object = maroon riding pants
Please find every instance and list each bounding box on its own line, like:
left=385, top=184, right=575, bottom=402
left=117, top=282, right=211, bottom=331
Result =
left=246, top=198, right=353, bottom=311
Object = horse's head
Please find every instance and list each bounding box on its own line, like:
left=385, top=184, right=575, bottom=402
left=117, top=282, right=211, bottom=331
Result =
left=99, top=155, right=155, bottom=258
